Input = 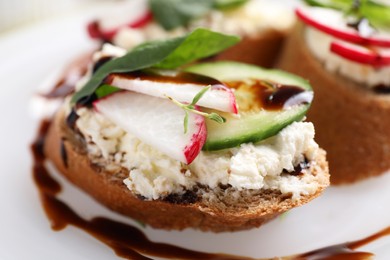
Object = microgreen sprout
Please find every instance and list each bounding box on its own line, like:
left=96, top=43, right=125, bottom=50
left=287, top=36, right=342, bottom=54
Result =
left=166, top=86, right=226, bottom=133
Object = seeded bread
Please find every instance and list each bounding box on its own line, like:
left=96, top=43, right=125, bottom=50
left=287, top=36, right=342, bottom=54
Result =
left=277, top=22, right=390, bottom=184
left=44, top=108, right=329, bottom=232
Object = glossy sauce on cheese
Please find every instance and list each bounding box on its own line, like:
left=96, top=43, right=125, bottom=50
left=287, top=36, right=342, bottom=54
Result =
left=226, top=80, right=310, bottom=112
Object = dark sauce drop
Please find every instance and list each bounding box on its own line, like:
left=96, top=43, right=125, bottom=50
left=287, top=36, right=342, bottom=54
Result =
left=105, top=70, right=222, bottom=86
left=41, top=78, right=75, bottom=99
left=65, top=108, right=79, bottom=130
left=60, top=139, right=68, bottom=168
left=31, top=118, right=390, bottom=260
left=76, top=93, right=98, bottom=108
left=41, top=62, right=88, bottom=99
left=284, top=158, right=310, bottom=177
left=347, top=17, right=364, bottom=32
left=163, top=190, right=199, bottom=204
left=93, top=56, right=113, bottom=74
left=226, top=80, right=311, bottom=111
left=264, top=84, right=309, bottom=110
left=373, top=84, right=390, bottom=94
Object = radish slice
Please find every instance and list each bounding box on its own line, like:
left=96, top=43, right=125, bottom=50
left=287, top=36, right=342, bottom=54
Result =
left=296, top=7, right=390, bottom=47
left=94, top=91, right=207, bottom=164
left=105, top=72, right=238, bottom=114
left=87, top=11, right=153, bottom=41
left=330, top=40, right=390, bottom=67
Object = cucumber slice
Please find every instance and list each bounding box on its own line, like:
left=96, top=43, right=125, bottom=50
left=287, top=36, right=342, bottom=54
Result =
left=185, top=61, right=313, bottom=151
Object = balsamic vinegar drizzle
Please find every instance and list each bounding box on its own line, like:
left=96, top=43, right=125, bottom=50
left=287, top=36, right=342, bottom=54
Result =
left=32, top=119, right=390, bottom=260
left=297, top=227, right=390, bottom=260
left=41, top=54, right=89, bottom=99
left=41, top=78, right=76, bottom=99
left=226, top=80, right=310, bottom=111
left=106, top=70, right=222, bottom=86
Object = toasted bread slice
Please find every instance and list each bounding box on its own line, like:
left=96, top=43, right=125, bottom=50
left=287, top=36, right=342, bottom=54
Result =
left=277, top=23, right=390, bottom=184
left=44, top=108, right=329, bottom=232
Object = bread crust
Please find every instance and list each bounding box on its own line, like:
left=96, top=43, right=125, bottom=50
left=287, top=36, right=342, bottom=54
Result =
left=277, top=23, right=390, bottom=184
left=44, top=108, right=329, bottom=232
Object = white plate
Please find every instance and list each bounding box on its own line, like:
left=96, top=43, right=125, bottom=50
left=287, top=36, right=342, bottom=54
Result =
left=0, top=3, right=390, bottom=260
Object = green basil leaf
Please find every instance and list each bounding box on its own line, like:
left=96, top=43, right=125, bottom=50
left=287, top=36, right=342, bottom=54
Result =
left=213, top=0, right=249, bottom=10
left=95, top=85, right=121, bottom=99
left=155, top=28, right=240, bottom=69
left=149, top=0, right=213, bottom=30
left=71, top=28, right=239, bottom=104
left=71, top=38, right=183, bottom=104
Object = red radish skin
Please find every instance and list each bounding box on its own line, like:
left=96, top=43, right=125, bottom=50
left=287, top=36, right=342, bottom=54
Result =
left=330, top=41, right=390, bottom=67
left=87, top=11, right=153, bottom=41
left=184, top=117, right=207, bottom=164
left=230, top=93, right=238, bottom=114
left=93, top=92, right=208, bottom=164
left=296, top=7, right=390, bottom=48
left=87, top=21, right=102, bottom=39
left=91, top=86, right=210, bottom=164
left=130, top=11, right=153, bottom=28
left=211, top=84, right=238, bottom=114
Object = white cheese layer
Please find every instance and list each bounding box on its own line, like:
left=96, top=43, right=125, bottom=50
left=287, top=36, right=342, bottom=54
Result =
left=113, top=0, right=295, bottom=50
left=76, top=108, right=320, bottom=200
left=305, top=27, right=390, bottom=87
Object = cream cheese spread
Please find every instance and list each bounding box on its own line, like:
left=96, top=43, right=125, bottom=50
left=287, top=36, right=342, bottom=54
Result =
left=76, top=108, right=319, bottom=200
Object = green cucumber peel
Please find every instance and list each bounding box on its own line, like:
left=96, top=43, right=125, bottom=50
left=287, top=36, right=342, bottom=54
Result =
left=185, top=61, right=313, bottom=151
left=202, top=106, right=309, bottom=151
